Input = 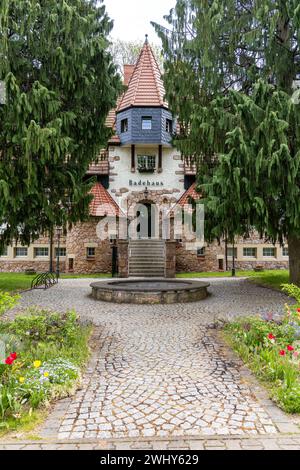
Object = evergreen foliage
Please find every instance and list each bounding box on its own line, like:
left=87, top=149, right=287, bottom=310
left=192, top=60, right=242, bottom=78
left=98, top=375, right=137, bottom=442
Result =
left=0, top=0, right=122, bottom=248
left=154, top=0, right=300, bottom=284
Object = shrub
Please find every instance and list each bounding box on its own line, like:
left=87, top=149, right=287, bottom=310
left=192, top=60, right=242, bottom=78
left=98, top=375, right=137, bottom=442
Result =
left=8, top=309, right=79, bottom=345
left=0, top=291, right=19, bottom=316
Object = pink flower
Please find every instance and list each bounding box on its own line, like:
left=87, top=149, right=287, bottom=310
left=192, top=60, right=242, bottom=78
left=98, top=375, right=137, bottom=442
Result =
left=279, top=350, right=286, bottom=356
left=268, top=334, right=276, bottom=340
left=293, top=352, right=299, bottom=358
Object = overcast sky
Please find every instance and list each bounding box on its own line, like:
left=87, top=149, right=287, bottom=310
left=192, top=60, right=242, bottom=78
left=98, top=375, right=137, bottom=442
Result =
left=105, top=0, right=176, bottom=43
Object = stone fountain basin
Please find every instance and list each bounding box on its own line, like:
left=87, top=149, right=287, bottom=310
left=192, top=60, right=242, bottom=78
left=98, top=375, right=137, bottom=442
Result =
left=90, top=279, right=210, bottom=304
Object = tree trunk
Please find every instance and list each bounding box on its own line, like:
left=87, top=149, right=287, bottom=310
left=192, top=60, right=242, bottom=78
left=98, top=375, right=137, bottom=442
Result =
left=288, top=235, right=300, bottom=286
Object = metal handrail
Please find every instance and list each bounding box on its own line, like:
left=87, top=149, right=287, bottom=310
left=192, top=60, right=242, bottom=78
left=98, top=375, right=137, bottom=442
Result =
left=31, top=272, right=58, bottom=290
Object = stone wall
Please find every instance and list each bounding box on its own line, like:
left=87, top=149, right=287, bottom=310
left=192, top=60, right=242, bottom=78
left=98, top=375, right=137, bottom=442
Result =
left=0, top=260, right=66, bottom=273
left=66, top=219, right=112, bottom=274
left=176, top=242, right=224, bottom=273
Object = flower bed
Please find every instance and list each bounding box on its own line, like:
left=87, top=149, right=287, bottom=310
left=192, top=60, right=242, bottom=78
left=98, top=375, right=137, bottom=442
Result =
left=225, top=283, right=300, bottom=413
left=0, top=295, right=91, bottom=433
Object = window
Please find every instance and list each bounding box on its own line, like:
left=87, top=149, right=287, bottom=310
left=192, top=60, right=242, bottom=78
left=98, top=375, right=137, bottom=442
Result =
left=15, top=247, right=28, bottom=257
left=34, top=247, right=49, bottom=258
left=86, top=247, right=95, bottom=258
left=243, top=247, right=257, bottom=258
left=282, top=247, right=289, bottom=257
left=263, top=247, right=276, bottom=258
left=142, top=117, right=152, bottom=130
left=0, top=246, right=8, bottom=257
left=227, top=247, right=237, bottom=259
left=137, top=155, right=156, bottom=172
left=197, top=247, right=205, bottom=257
left=121, top=118, right=128, bottom=133
left=166, top=119, right=173, bottom=133
left=56, top=247, right=67, bottom=257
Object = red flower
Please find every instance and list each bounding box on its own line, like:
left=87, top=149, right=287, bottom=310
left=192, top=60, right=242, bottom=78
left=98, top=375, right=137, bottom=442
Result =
left=10, top=352, right=17, bottom=360
left=297, top=308, right=300, bottom=313
left=5, top=356, right=14, bottom=365
left=268, top=334, right=276, bottom=340
left=287, top=345, right=294, bottom=352
left=279, top=350, right=286, bottom=356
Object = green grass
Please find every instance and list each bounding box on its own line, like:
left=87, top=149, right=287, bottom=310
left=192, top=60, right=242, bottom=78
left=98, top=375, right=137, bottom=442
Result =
left=0, top=272, right=111, bottom=293
left=177, top=269, right=289, bottom=290
left=176, top=270, right=257, bottom=278
left=0, top=270, right=290, bottom=293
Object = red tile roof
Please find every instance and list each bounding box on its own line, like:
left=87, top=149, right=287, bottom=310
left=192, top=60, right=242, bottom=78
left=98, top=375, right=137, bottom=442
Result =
left=177, top=183, right=201, bottom=207
left=117, top=41, right=168, bottom=112
left=89, top=183, right=122, bottom=217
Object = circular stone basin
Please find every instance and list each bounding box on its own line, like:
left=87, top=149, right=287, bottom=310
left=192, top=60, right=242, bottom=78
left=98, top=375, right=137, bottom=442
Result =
left=90, top=279, right=210, bottom=304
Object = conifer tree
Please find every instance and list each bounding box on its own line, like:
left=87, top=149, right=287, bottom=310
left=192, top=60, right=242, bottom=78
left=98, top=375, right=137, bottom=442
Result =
left=0, top=0, right=122, bottom=249
left=154, top=0, right=300, bottom=284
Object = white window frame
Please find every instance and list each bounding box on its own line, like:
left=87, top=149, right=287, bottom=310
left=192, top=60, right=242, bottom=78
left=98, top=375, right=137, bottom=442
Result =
left=141, top=116, right=152, bottom=130
left=34, top=247, right=49, bottom=258
left=263, top=247, right=277, bottom=258
left=243, top=247, right=257, bottom=258
left=15, top=247, right=28, bottom=258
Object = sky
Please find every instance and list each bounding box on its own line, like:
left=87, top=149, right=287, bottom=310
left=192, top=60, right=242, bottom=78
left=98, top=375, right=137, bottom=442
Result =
left=105, top=0, right=176, bottom=44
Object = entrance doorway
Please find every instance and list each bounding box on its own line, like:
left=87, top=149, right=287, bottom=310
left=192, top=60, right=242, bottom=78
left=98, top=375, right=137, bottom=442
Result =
left=136, top=202, right=155, bottom=239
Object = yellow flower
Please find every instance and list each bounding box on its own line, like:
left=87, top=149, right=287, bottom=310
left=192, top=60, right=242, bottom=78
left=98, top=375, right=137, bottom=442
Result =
left=19, top=377, right=25, bottom=384
left=44, top=372, right=49, bottom=378
left=33, top=360, right=41, bottom=368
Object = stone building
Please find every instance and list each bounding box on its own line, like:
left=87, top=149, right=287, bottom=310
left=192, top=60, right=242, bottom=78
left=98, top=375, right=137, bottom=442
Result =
left=0, top=39, right=289, bottom=276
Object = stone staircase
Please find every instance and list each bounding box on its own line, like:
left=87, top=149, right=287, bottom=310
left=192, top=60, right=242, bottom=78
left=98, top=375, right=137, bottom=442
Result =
left=128, top=240, right=166, bottom=278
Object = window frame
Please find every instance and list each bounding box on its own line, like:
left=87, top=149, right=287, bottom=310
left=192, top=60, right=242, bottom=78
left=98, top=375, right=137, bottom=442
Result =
left=263, top=247, right=277, bottom=258
left=243, top=247, right=257, bottom=258
left=34, top=247, right=49, bottom=258
left=55, top=247, right=67, bottom=258
left=86, top=247, right=96, bottom=259
left=121, top=118, right=128, bottom=133
left=166, top=118, right=173, bottom=133
left=282, top=247, right=289, bottom=257
left=141, top=116, right=152, bottom=130
left=15, top=247, right=28, bottom=258
left=197, top=247, right=205, bottom=257
left=227, top=247, right=237, bottom=259
left=0, top=246, right=8, bottom=257
left=137, top=155, right=156, bottom=173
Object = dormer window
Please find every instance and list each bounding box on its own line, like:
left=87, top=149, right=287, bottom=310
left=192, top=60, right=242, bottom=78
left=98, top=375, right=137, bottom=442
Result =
left=121, top=118, right=128, bottom=133
left=142, top=117, right=152, bottom=130
left=166, top=119, right=173, bottom=133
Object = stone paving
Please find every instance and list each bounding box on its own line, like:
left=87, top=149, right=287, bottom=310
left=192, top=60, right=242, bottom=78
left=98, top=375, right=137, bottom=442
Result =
left=2, top=278, right=299, bottom=448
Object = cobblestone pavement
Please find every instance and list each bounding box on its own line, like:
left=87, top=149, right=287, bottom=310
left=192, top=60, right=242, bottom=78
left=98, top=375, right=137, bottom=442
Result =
left=2, top=435, right=300, bottom=450
left=4, top=279, right=299, bottom=446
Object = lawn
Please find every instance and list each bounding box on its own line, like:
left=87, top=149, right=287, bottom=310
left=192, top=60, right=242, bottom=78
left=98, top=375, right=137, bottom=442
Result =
left=0, top=272, right=111, bottom=293
left=0, top=270, right=290, bottom=293
left=177, top=269, right=289, bottom=290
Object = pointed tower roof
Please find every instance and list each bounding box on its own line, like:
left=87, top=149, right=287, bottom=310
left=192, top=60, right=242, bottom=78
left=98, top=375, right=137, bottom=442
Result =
left=117, top=36, right=167, bottom=112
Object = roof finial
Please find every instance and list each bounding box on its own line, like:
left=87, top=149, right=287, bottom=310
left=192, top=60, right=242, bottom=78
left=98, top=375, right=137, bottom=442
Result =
left=145, top=34, right=149, bottom=44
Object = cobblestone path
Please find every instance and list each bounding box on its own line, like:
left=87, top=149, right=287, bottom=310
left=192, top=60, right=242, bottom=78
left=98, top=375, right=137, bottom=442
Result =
left=6, top=278, right=299, bottom=444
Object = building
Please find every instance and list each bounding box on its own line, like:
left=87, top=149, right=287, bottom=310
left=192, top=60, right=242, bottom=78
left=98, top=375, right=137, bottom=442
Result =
left=0, top=39, right=289, bottom=276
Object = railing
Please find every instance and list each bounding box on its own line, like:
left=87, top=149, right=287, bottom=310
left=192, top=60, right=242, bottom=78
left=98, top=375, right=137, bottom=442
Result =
left=31, top=272, right=58, bottom=290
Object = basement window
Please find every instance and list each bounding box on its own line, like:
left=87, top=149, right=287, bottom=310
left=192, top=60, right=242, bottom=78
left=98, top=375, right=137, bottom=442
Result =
left=86, top=247, right=96, bottom=259
left=197, top=247, right=205, bottom=257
